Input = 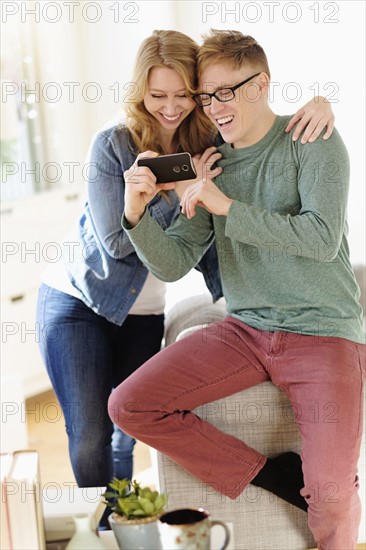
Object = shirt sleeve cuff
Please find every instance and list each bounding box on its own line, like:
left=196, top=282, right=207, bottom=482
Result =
left=122, top=209, right=147, bottom=231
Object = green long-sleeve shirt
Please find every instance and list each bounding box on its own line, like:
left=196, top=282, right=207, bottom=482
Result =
left=123, top=115, right=365, bottom=344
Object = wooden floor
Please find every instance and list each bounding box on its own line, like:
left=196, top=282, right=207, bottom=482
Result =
left=25, top=389, right=154, bottom=488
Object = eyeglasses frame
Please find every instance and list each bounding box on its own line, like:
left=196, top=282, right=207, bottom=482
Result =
left=192, top=72, right=261, bottom=107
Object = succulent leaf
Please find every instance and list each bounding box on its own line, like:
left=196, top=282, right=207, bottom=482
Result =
left=103, top=477, right=168, bottom=520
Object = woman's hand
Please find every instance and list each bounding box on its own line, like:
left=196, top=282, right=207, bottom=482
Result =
left=124, top=151, right=175, bottom=227
left=285, top=96, right=335, bottom=144
left=180, top=177, right=233, bottom=220
left=175, top=146, right=223, bottom=199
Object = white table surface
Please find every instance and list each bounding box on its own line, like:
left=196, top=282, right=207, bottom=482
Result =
left=99, top=522, right=235, bottom=549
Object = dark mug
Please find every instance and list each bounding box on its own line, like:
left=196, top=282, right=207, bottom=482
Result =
left=158, top=507, right=230, bottom=549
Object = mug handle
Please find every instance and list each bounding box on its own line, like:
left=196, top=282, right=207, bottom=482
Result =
left=210, top=520, right=230, bottom=550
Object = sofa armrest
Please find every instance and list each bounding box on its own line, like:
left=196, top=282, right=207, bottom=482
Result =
left=164, top=295, right=227, bottom=347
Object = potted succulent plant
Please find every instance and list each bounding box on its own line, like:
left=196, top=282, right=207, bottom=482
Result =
left=103, top=478, right=167, bottom=550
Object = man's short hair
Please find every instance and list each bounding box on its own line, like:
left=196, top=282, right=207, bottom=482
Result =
left=197, top=29, right=271, bottom=80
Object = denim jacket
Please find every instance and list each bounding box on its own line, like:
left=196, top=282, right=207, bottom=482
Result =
left=64, top=124, right=223, bottom=325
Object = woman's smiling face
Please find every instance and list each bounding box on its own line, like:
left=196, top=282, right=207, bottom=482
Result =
left=143, top=67, right=196, bottom=135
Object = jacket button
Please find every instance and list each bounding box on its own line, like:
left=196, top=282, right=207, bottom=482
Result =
left=131, top=288, right=137, bottom=294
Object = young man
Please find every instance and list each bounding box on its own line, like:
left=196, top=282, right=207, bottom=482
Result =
left=109, top=30, right=365, bottom=549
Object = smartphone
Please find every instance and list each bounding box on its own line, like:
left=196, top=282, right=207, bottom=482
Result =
left=137, top=152, right=197, bottom=183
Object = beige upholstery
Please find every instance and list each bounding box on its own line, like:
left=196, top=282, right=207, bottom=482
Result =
left=159, top=271, right=366, bottom=549
left=158, top=384, right=316, bottom=549
left=163, top=295, right=227, bottom=347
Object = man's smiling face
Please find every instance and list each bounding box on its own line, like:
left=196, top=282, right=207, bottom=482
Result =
left=199, top=63, right=264, bottom=148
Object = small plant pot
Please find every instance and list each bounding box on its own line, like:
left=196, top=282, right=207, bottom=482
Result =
left=109, top=513, right=162, bottom=550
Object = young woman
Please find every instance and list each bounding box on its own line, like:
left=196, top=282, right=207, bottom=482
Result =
left=36, top=29, right=335, bottom=490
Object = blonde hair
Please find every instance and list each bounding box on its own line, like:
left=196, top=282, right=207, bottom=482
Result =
left=197, top=29, right=271, bottom=79
left=124, top=30, right=216, bottom=155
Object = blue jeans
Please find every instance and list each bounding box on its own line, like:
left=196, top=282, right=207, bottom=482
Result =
left=36, top=283, right=164, bottom=487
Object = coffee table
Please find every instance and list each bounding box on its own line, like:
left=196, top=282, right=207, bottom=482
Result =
left=99, top=522, right=235, bottom=549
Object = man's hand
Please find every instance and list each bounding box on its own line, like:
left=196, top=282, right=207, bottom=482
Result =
left=180, top=178, right=233, bottom=220
left=192, top=146, right=223, bottom=181
left=124, top=151, right=176, bottom=227
left=174, top=146, right=223, bottom=199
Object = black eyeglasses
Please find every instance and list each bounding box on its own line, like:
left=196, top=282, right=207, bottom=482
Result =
left=192, top=72, right=261, bottom=107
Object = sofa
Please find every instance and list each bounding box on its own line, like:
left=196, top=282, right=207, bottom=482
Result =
left=157, top=265, right=365, bottom=549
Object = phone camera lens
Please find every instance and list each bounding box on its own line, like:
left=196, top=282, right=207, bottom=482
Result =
left=173, top=166, right=181, bottom=173
left=182, top=165, right=189, bottom=172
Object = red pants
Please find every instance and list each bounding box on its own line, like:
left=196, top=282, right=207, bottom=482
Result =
left=109, top=317, right=365, bottom=549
